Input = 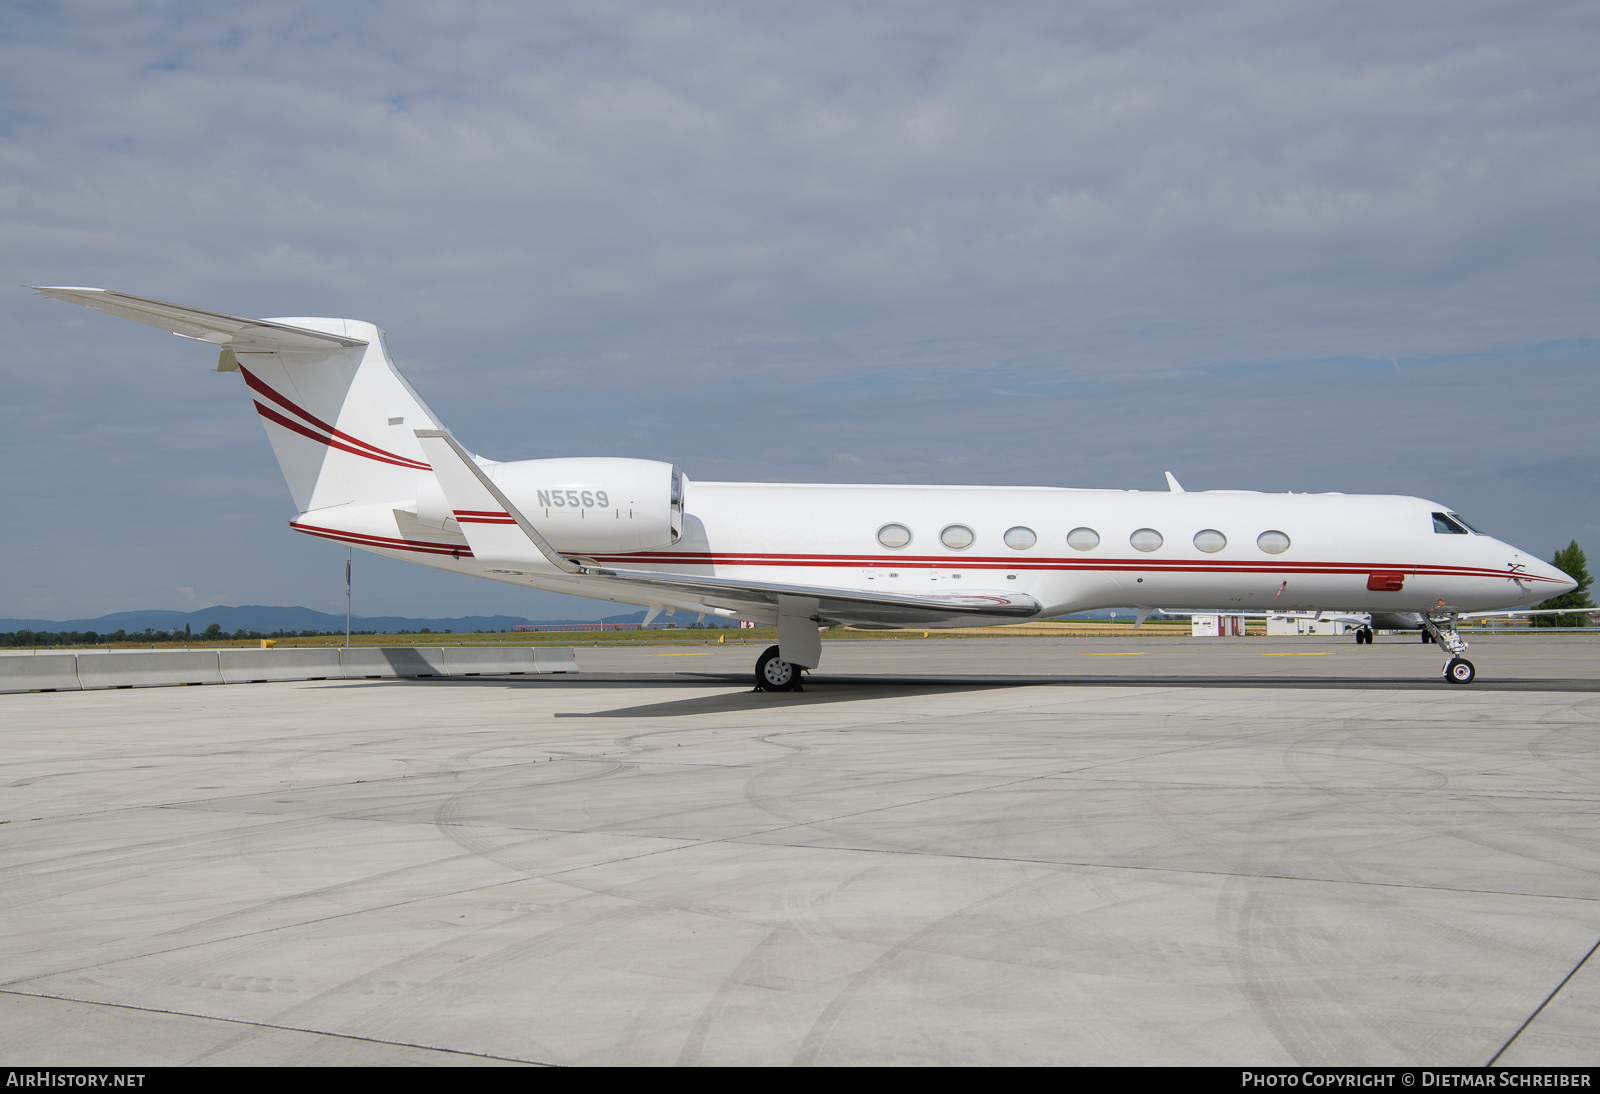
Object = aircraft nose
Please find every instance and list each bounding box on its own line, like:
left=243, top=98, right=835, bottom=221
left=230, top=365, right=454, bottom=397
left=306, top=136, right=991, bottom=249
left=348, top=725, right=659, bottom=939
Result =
left=1542, top=561, right=1579, bottom=597
left=1501, top=542, right=1578, bottom=598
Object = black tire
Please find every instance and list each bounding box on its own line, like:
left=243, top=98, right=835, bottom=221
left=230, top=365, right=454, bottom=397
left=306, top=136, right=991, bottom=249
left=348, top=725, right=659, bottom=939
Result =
left=1444, top=657, right=1476, bottom=685
left=755, top=645, right=801, bottom=692
left=1420, top=630, right=1432, bottom=643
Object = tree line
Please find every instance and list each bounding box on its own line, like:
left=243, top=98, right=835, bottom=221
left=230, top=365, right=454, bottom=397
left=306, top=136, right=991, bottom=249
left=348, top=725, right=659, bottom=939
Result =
left=0, top=626, right=376, bottom=648
left=1534, top=541, right=1594, bottom=626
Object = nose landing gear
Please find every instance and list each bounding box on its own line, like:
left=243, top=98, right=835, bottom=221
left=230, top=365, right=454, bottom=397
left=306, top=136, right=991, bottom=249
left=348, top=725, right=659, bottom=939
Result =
left=1421, top=606, right=1475, bottom=684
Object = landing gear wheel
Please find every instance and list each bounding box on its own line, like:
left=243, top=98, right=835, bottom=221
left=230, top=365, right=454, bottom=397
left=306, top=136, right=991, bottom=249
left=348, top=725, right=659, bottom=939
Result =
left=1420, top=630, right=1432, bottom=643
left=1444, top=657, right=1476, bottom=685
left=755, top=645, right=802, bottom=692
left=1356, top=627, right=1373, bottom=644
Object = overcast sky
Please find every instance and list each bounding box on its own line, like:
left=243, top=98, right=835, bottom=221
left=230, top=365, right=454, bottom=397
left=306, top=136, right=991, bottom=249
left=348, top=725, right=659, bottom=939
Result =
left=3, top=1, right=1596, bottom=621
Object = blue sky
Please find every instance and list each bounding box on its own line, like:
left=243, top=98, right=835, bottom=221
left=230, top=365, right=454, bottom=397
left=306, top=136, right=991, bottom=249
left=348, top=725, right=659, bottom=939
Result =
left=3, top=1, right=1597, bottom=621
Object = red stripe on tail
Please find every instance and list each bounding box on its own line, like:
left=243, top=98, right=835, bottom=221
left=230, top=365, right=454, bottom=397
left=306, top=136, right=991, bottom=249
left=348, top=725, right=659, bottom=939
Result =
left=240, top=366, right=430, bottom=470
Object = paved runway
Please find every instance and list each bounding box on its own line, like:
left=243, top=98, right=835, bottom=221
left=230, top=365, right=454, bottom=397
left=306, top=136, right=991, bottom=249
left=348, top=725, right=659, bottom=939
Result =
left=2, top=635, right=1597, bottom=1065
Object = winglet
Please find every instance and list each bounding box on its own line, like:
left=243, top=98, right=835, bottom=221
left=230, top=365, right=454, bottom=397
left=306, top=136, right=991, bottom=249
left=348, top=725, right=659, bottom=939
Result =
left=1164, top=472, right=1184, bottom=493
left=412, top=429, right=582, bottom=574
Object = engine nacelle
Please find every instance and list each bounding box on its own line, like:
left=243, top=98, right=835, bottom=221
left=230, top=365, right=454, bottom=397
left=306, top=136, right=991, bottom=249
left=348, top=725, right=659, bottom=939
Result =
left=413, top=457, right=683, bottom=554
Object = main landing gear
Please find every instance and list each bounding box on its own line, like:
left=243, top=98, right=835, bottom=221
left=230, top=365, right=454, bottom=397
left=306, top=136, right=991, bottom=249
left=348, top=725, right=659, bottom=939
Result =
left=1354, top=626, right=1375, bottom=644
left=1420, top=606, right=1476, bottom=685
left=754, top=645, right=803, bottom=692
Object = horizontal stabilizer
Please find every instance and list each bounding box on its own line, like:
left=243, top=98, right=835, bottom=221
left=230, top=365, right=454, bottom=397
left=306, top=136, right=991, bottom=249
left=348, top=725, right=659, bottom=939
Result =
left=32, top=287, right=367, bottom=351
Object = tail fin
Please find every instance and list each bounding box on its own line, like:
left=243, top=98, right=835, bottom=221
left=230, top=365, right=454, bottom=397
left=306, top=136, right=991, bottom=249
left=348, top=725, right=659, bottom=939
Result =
left=34, top=288, right=443, bottom=515
left=227, top=317, right=442, bottom=514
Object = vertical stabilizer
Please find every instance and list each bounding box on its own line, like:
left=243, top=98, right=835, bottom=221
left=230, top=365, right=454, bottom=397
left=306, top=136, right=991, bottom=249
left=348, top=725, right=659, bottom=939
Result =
left=235, top=320, right=442, bottom=513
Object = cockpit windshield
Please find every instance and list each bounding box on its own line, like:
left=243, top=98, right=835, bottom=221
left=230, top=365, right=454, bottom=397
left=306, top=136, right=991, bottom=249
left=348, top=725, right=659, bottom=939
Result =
left=1432, top=512, right=1470, bottom=535
left=1447, top=512, right=1486, bottom=534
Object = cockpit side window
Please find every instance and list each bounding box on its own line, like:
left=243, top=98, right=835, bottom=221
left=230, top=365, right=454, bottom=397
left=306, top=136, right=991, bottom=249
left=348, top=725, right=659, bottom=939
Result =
left=1432, top=512, right=1469, bottom=535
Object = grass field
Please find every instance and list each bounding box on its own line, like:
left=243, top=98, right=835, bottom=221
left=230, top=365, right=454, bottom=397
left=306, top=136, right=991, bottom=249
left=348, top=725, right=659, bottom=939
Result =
left=7, top=619, right=1211, bottom=651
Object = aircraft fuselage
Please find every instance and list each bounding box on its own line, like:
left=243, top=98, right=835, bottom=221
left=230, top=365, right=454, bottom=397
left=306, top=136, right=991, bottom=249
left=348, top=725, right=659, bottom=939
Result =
left=309, top=477, right=1568, bottom=623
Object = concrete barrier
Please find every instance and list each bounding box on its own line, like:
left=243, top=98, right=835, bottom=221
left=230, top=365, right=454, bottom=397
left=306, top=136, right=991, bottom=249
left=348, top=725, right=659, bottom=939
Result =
left=338, top=647, right=450, bottom=679
left=533, top=647, right=579, bottom=673
left=3, top=646, right=577, bottom=695
left=74, top=650, right=224, bottom=690
left=0, top=653, right=83, bottom=693
left=442, top=646, right=536, bottom=676
left=440, top=646, right=577, bottom=675
left=219, top=647, right=345, bottom=684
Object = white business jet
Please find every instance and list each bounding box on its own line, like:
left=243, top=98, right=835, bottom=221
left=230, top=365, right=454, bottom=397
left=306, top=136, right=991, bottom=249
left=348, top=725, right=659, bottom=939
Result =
left=35, top=288, right=1577, bottom=689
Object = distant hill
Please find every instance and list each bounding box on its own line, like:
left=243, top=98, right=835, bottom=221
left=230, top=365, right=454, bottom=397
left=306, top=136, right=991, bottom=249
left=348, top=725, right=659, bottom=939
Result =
left=0, top=605, right=735, bottom=634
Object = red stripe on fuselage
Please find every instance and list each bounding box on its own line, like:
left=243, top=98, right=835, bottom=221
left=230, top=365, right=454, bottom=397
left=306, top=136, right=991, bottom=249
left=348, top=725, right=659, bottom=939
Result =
left=584, top=551, right=1562, bottom=583
left=291, top=522, right=471, bottom=557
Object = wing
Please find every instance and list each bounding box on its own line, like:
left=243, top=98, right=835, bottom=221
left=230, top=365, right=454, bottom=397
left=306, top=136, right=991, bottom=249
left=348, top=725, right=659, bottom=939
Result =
left=577, top=565, right=1041, bottom=627
left=32, top=287, right=366, bottom=352
left=1460, top=608, right=1597, bottom=620
left=412, top=427, right=1041, bottom=628
left=1309, top=611, right=1372, bottom=625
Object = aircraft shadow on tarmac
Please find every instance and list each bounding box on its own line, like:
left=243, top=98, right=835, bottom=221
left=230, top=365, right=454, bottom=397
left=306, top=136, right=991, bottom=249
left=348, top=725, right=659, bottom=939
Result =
left=554, top=680, right=1010, bottom=718
left=347, top=671, right=1600, bottom=721
left=774, top=673, right=1600, bottom=693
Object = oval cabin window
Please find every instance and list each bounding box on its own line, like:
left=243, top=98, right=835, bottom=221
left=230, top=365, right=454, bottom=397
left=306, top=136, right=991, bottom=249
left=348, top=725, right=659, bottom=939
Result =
left=877, top=523, right=912, bottom=549
left=1067, top=527, right=1100, bottom=551
left=1003, top=526, right=1037, bottom=550
left=1193, top=529, right=1227, bottom=553
left=1257, top=530, right=1291, bottom=554
left=940, top=524, right=975, bottom=550
left=1130, top=528, right=1163, bottom=552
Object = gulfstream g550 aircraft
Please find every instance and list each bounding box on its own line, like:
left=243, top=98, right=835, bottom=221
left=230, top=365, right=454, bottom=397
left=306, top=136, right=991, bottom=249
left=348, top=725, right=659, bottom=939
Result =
left=36, top=287, right=1576, bottom=689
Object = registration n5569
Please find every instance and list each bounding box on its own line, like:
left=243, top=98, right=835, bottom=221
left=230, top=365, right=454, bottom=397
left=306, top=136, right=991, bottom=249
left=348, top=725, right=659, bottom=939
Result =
left=537, top=489, right=609, bottom=509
